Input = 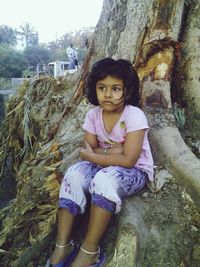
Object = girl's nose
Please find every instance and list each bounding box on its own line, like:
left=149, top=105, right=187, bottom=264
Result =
left=104, top=89, right=112, bottom=97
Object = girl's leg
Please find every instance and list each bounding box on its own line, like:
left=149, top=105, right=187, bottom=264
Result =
left=71, top=205, right=112, bottom=267
left=71, top=174, right=117, bottom=267
left=70, top=166, right=148, bottom=266
left=84, top=204, right=112, bottom=249
left=50, top=209, right=75, bottom=264
left=90, top=166, right=148, bottom=213
left=49, top=161, right=101, bottom=265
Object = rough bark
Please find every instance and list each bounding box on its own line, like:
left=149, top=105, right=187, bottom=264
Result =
left=177, top=1, right=200, bottom=139
left=133, top=0, right=200, bottom=205
left=0, top=0, right=200, bottom=267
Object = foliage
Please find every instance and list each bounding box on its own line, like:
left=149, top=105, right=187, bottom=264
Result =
left=19, top=22, right=38, bottom=46
left=22, top=68, right=35, bottom=78
left=0, top=77, right=73, bottom=266
left=48, top=47, right=88, bottom=63
left=77, top=48, right=88, bottom=63
left=0, top=94, right=5, bottom=122
left=173, top=102, right=185, bottom=129
left=60, top=27, right=94, bottom=49
left=24, top=45, right=51, bottom=68
left=0, top=44, right=28, bottom=78
left=0, top=25, right=16, bottom=46
left=45, top=27, right=94, bottom=63
left=49, top=48, right=67, bottom=62
left=0, top=78, right=11, bottom=90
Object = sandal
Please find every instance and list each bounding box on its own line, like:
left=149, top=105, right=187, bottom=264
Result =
left=79, top=246, right=106, bottom=267
left=46, top=240, right=79, bottom=267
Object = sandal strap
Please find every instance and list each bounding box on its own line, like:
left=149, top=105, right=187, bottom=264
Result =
left=80, top=246, right=100, bottom=255
left=55, top=239, right=74, bottom=248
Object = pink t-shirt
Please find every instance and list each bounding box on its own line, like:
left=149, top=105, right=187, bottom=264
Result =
left=83, top=105, right=154, bottom=181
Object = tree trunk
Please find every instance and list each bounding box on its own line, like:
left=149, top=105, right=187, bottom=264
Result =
left=0, top=1, right=200, bottom=267
left=176, top=2, right=200, bottom=139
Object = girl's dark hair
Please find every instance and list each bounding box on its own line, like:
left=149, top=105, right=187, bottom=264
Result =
left=85, top=57, right=140, bottom=107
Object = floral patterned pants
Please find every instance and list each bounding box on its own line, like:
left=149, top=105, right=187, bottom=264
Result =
left=59, top=160, right=148, bottom=215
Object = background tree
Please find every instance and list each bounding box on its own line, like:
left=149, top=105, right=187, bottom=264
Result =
left=23, top=45, right=50, bottom=69
left=0, top=25, right=16, bottom=46
left=19, top=22, right=38, bottom=46
left=0, top=44, right=28, bottom=78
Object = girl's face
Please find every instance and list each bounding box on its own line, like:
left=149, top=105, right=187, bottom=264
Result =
left=96, top=75, right=125, bottom=112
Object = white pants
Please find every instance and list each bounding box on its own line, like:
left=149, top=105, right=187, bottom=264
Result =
left=59, top=161, right=148, bottom=214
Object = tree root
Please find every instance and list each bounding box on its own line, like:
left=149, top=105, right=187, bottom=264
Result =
left=106, top=224, right=137, bottom=267
left=151, top=126, right=200, bottom=207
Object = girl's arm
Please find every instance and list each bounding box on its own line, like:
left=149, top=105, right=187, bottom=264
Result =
left=83, top=131, right=99, bottom=149
left=83, top=130, right=123, bottom=154
left=94, top=141, right=123, bottom=154
left=80, top=129, right=145, bottom=168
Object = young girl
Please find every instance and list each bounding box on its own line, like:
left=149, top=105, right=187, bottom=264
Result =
left=46, top=58, right=154, bottom=267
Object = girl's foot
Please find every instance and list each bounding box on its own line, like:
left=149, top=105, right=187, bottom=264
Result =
left=71, top=246, right=100, bottom=267
left=50, top=240, right=74, bottom=265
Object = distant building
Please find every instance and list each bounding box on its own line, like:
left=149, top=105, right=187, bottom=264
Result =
left=14, top=31, right=26, bottom=50
left=14, top=30, right=39, bottom=51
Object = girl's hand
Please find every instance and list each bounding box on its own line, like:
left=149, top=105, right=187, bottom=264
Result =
left=85, top=141, right=93, bottom=152
left=80, top=141, right=94, bottom=160
left=93, top=146, right=123, bottom=154
left=110, top=143, right=123, bottom=148
left=108, top=147, right=123, bottom=154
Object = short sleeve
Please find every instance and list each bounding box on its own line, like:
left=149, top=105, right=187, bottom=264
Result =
left=125, top=107, right=149, bottom=133
left=82, top=109, right=97, bottom=135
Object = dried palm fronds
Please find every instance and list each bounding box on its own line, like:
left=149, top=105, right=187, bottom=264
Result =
left=0, top=73, right=82, bottom=266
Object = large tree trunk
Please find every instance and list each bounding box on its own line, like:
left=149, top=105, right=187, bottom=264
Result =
left=177, top=2, right=200, bottom=139
left=0, top=1, right=200, bottom=267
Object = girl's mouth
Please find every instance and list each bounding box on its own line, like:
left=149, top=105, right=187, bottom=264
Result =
left=103, top=101, right=113, bottom=104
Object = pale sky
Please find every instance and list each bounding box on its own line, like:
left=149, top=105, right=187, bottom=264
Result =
left=0, top=0, right=103, bottom=43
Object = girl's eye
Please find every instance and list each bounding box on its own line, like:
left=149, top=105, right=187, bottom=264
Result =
left=99, top=86, right=106, bottom=91
left=112, top=87, right=122, bottom=92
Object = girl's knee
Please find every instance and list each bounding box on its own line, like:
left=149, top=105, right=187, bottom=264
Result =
left=90, top=169, right=122, bottom=213
left=60, top=161, right=99, bottom=214
left=63, top=161, right=90, bottom=185
left=59, top=198, right=80, bottom=216
left=91, top=168, right=118, bottom=189
left=64, top=161, right=100, bottom=182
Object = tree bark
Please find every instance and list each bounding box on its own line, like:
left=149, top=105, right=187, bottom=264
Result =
left=177, top=2, right=200, bottom=139
left=0, top=0, right=200, bottom=267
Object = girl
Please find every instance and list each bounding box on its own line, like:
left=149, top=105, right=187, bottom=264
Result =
left=46, top=58, right=154, bottom=267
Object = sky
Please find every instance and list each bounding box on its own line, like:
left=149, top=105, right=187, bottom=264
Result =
left=0, top=0, right=103, bottom=43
